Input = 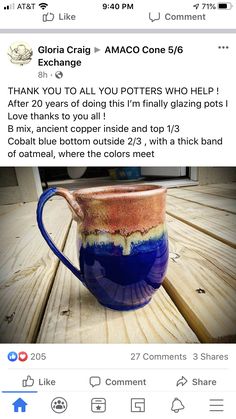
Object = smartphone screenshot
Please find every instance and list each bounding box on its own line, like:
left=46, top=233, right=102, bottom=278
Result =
left=0, top=1, right=235, bottom=417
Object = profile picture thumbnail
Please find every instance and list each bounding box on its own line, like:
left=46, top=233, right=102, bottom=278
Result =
left=8, top=41, right=33, bottom=66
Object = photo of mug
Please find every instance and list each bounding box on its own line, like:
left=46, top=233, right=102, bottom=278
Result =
left=37, top=184, right=169, bottom=311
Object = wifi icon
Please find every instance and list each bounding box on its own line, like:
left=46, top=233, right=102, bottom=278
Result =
left=39, top=2, right=48, bottom=10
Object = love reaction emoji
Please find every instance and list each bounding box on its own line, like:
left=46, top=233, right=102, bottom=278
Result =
left=18, top=351, right=28, bottom=362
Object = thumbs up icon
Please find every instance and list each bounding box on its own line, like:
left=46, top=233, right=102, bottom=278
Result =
left=22, top=375, right=34, bottom=387
left=42, top=12, right=55, bottom=22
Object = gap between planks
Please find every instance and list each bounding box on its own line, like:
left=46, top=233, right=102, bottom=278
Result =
left=32, top=217, right=73, bottom=343
left=163, top=215, right=236, bottom=343
left=168, top=188, right=236, bottom=215
left=180, top=185, right=236, bottom=200
left=166, top=195, right=236, bottom=249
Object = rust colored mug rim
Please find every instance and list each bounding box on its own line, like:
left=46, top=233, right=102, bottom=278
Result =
left=73, top=184, right=166, bottom=201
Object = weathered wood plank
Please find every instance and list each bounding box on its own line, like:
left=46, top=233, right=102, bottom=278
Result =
left=0, top=198, right=72, bottom=343
left=181, top=185, right=236, bottom=199
left=37, top=222, right=199, bottom=344
left=167, top=195, right=236, bottom=248
left=168, top=189, right=236, bottom=214
left=164, top=215, right=236, bottom=343
left=208, top=183, right=236, bottom=191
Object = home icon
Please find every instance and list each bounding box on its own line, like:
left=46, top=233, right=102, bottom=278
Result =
left=12, top=398, right=28, bottom=413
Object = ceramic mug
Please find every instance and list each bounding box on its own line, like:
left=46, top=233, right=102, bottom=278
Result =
left=37, top=184, right=169, bottom=311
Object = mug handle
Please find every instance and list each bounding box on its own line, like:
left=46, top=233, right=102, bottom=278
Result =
left=36, top=187, right=83, bottom=281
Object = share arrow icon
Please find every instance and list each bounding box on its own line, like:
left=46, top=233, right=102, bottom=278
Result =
left=176, top=376, right=188, bottom=386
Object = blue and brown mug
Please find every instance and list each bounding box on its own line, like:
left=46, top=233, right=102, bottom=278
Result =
left=37, top=184, right=169, bottom=311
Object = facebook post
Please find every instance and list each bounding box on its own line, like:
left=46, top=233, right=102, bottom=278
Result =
left=0, top=1, right=235, bottom=418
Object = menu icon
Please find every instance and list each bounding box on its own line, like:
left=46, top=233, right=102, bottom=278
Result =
left=209, top=398, right=224, bottom=412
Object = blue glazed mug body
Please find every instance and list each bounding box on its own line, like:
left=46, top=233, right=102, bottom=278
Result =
left=37, top=185, right=168, bottom=311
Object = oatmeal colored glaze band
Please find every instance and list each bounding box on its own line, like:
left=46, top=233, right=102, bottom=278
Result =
left=37, top=185, right=169, bottom=311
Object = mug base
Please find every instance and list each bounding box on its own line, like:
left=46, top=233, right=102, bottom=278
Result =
left=99, top=298, right=152, bottom=311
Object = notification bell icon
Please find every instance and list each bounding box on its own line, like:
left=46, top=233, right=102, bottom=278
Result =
left=171, top=398, right=185, bottom=413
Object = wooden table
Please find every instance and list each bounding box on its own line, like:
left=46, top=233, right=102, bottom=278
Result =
left=0, top=183, right=236, bottom=343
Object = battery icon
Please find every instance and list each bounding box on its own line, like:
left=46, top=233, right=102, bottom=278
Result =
left=218, top=2, right=233, bottom=9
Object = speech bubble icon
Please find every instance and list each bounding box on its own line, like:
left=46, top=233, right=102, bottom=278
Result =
left=89, top=376, right=101, bottom=387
